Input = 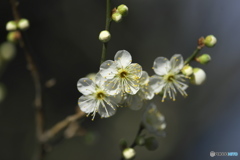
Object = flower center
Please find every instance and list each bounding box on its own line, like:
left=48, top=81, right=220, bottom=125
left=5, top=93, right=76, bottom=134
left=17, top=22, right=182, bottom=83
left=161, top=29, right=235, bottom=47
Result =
left=96, top=92, right=105, bottom=100
left=119, top=70, right=128, bottom=78
left=164, top=74, right=175, bottom=82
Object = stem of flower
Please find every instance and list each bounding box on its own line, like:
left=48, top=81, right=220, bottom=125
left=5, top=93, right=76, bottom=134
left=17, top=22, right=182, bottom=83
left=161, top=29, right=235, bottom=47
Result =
left=100, top=0, right=112, bottom=64
left=184, top=47, right=201, bottom=65
left=184, top=37, right=205, bottom=65
left=120, top=123, right=144, bottom=160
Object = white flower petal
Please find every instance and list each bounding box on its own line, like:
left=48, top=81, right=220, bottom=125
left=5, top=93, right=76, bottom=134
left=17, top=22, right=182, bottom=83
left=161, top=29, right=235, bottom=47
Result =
left=153, top=57, right=170, bottom=76
left=149, top=75, right=165, bottom=94
left=142, top=103, right=166, bottom=136
left=126, top=63, right=142, bottom=79
left=104, top=78, right=121, bottom=95
left=127, top=94, right=144, bottom=110
left=98, top=99, right=117, bottom=118
left=77, top=78, right=96, bottom=95
left=114, top=50, right=132, bottom=68
left=170, top=54, right=184, bottom=73
left=95, top=72, right=105, bottom=87
left=139, top=71, right=149, bottom=85
left=123, top=78, right=140, bottom=95
left=138, top=85, right=155, bottom=100
left=78, top=95, right=96, bottom=113
left=99, top=60, right=118, bottom=79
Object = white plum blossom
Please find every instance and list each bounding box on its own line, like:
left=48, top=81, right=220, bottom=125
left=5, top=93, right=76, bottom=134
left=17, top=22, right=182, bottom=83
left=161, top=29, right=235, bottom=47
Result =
left=150, top=54, right=188, bottom=102
left=99, top=50, right=142, bottom=95
left=127, top=71, right=155, bottom=110
left=77, top=73, right=121, bottom=120
left=142, top=103, right=166, bottom=136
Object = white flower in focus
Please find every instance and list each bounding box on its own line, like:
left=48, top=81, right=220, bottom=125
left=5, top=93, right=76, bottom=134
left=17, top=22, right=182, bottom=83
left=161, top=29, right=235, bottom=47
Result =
left=77, top=73, right=121, bottom=120
left=150, top=54, right=188, bottom=102
left=142, top=103, right=166, bottom=136
left=99, top=50, right=142, bottom=95
left=127, top=71, right=155, bottom=110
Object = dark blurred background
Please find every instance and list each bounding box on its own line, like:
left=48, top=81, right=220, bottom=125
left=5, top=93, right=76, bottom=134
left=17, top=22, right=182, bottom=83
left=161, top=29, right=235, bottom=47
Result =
left=0, top=0, right=240, bottom=160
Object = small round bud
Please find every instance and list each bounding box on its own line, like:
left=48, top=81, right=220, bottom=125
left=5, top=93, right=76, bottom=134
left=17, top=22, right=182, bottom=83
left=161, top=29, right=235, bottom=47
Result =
left=17, top=18, right=30, bottom=30
left=181, top=65, right=193, bottom=76
left=145, top=137, right=159, bottom=151
left=204, top=35, right=217, bottom=47
left=7, top=31, right=21, bottom=43
left=99, top=30, right=111, bottom=43
left=117, top=4, right=129, bottom=16
left=191, top=68, right=206, bottom=85
left=197, top=54, right=211, bottom=64
left=122, top=148, right=136, bottom=160
left=0, top=42, right=16, bottom=61
left=136, top=136, right=145, bottom=146
left=112, top=12, right=122, bottom=23
left=6, top=21, right=17, bottom=31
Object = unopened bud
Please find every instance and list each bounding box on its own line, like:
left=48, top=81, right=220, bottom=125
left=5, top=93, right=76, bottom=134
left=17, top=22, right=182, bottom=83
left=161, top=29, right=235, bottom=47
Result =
left=117, top=4, right=128, bottom=16
left=145, top=137, right=159, bottom=151
left=197, top=54, right=211, bottom=64
left=204, top=35, right=217, bottom=47
left=136, top=136, right=145, bottom=146
left=181, top=65, right=193, bottom=76
left=112, top=12, right=122, bottom=23
left=0, top=42, right=16, bottom=61
left=6, top=21, right=17, bottom=31
left=99, top=30, right=111, bottom=43
left=191, top=68, right=206, bottom=85
left=7, top=31, right=21, bottom=43
left=18, top=18, right=30, bottom=30
left=122, top=148, right=136, bottom=160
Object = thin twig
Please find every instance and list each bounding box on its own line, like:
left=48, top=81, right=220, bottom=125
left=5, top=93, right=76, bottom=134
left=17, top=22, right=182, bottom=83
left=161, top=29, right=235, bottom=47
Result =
left=40, top=110, right=86, bottom=143
left=120, top=123, right=144, bottom=160
left=100, top=0, right=112, bottom=64
left=9, top=0, right=44, bottom=159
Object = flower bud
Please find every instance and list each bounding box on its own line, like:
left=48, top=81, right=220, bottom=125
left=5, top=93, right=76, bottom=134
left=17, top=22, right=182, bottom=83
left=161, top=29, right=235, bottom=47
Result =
left=117, top=4, right=128, bottom=16
left=6, top=21, right=17, bottom=31
left=17, top=18, right=30, bottom=30
left=191, top=68, right=206, bottom=85
left=136, top=136, right=145, bottom=146
left=122, top=148, right=136, bottom=160
left=197, top=54, right=211, bottom=64
left=181, top=65, right=193, bottom=76
left=145, top=137, right=159, bottom=151
left=204, top=35, right=217, bottom=47
left=7, top=31, right=21, bottom=43
left=99, top=30, right=111, bottom=43
left=112, top=12, right=122, bottom=23
left=0, top=42, right=16, bottom=61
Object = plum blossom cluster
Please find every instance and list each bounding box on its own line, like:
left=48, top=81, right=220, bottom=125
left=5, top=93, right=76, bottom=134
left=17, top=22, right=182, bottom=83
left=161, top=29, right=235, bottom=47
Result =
left=77, top=50, right=195, bottom=120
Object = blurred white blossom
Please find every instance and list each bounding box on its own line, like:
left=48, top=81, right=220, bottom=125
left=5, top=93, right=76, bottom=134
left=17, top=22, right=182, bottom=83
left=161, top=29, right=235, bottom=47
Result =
left=142, top=103, right=166, bottom=136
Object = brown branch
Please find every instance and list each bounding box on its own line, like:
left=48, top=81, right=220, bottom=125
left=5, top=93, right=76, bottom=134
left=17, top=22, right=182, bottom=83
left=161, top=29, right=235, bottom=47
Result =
left=40, top=110, right=86, bottom=143
left=8, top=0, right=44, bottom=159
